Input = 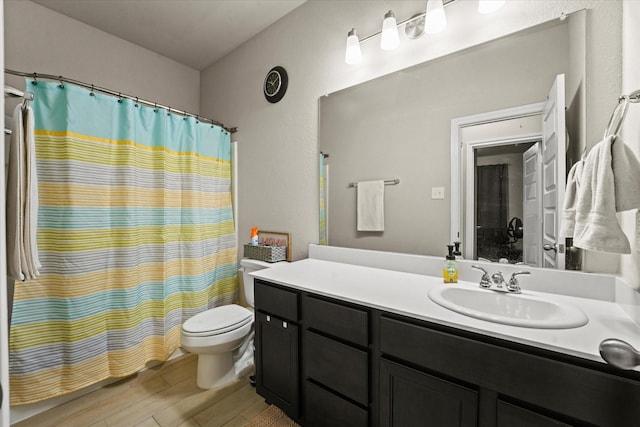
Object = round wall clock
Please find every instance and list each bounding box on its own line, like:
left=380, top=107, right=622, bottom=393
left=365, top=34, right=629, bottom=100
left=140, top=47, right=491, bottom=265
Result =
left=263, top=66, right=288, bottom=103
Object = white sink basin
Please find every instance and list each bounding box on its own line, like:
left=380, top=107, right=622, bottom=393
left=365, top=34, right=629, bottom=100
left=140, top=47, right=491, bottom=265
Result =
left=427, top=286, right=588, bottom=329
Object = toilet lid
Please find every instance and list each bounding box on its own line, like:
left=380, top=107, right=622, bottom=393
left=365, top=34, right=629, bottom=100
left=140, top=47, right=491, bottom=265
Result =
left=183, top=304, right=253, bottom=336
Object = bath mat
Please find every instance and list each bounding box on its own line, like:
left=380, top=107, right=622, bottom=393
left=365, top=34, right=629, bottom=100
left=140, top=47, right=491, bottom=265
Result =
left=246, top=404, right=300, bottom=427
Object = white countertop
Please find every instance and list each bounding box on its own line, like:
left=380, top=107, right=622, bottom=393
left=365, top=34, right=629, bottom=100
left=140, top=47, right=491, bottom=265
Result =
left=251, top=258, right=640, bottom=369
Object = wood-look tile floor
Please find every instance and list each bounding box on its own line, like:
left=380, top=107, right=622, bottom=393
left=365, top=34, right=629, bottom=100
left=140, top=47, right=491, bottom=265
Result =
left=13, top=353, right=270, bottom=427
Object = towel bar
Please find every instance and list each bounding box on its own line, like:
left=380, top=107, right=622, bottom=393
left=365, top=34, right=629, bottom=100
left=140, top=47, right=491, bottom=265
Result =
left=348, top=179, right=400, bottom=188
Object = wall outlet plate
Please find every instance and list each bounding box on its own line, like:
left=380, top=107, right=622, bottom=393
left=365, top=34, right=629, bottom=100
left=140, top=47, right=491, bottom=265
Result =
left=431, top=187, right=445, bottom=199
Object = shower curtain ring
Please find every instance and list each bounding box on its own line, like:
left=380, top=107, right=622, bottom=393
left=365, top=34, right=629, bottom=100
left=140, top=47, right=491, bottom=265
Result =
left=31, top=72, right=38, bottom=85
left=135, top=97, right=139, bottom=107
left=167, top=107, right=171, bottom=116
left=90, top=84, right=95, bottom=96
left=58, top=76, right=64, bottom=89
left=154, top=103, right=158, bottom=112
left=117, top=93, right=123, bottom=103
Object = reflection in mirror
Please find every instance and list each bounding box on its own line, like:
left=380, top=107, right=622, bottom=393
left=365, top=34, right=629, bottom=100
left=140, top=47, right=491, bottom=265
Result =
left=319, top=16, right=583, bottom=269
left=454, top=74, right=567, bottom=269
left=453, top=104, right=547, bottom=267
left=475, top=143, right=534, bottom=264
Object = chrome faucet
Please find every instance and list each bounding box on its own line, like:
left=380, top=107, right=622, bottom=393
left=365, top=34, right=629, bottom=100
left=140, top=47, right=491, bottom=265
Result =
left=491, top=271, right=506, bottom=289
left=472, top=265, right=529, bottom=294
left=471, top=265, right=491, bottom=289
left=507, top=271, right=530, bottom=294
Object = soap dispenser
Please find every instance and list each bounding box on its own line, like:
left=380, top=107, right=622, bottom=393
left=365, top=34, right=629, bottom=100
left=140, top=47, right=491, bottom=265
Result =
left=453, top=241, right=463, bottom=260
left=443, top=244, right=458, bottom=284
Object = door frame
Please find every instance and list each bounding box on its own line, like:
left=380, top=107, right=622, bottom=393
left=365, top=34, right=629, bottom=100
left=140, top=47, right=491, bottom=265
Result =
left=451, top=102, right=545, bottom=261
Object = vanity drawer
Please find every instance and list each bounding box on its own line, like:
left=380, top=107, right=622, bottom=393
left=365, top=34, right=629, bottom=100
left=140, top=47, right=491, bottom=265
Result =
left=254, top=279, right=299, bottom=321
left=496, top=400, right=572, bottom=427
left=305, top=380, right=368, bottom=427
left=304, top=295, right=368, bottom=346
left=305, top=330, right=369, bottom=405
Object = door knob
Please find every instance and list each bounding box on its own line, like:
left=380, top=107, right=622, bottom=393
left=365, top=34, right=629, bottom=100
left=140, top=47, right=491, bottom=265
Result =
left=543, top=243, right=557, bottom=252
left=599, top=339, right=640, bottom=370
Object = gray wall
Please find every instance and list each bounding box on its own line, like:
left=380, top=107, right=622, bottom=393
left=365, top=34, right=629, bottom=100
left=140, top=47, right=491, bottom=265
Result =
left=4, top=0, right=200, bottom=114
left=319, top=21, right=569, bottom=256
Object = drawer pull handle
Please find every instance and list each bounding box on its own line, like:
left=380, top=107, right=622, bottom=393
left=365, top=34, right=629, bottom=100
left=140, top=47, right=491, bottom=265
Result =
left=267, top=315, right=271, bottom=322
left=599, top=339, right=640, bottom=370
left=283, top=321, right=288, bottom=328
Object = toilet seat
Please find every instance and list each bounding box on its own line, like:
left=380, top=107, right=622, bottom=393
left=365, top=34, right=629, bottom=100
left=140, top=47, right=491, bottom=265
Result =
left=182, top=305, right=253, bottom=337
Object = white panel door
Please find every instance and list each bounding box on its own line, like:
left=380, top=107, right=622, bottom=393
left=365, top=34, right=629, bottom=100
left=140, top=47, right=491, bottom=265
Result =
left=541, top=74, right=566, bottom=269
left=522, top=143, right=541, bottom=267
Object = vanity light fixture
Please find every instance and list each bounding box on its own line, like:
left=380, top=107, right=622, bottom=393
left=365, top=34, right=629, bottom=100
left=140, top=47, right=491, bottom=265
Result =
left=425, top=0, right=447, bottom=34
left=380, top=10, right=400, bottom=50
left=344, top=0, right=504, bottom=65
left=478, top=0, right=506, bottom=14
left=345, top=28, right=362, bottom=64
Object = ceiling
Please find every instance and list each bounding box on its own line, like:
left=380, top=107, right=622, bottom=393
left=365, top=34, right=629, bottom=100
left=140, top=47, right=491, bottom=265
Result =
left=30, top=0, right=307, bottom=71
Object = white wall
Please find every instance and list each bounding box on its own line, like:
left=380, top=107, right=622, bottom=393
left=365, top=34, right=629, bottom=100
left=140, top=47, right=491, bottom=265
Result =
left=620, top=1, right=640, bottom=288
left=4, top=0, right=200, bottom=114
left=200, top=0, right=622, bottom=262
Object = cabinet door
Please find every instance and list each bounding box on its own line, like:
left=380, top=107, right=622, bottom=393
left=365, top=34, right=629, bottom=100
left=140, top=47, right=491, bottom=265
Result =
left=255, top=311, right=299, bottom=420
left=379, top=358, right=477, bottom=427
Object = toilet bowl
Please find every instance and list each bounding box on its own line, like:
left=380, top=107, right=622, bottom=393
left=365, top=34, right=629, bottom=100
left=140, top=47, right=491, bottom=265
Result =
left=180, top=258, right=278, bottom=389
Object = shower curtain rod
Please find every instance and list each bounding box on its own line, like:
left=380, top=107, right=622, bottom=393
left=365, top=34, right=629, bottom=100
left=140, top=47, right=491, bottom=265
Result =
left=4, top=68, right=238, bottom=134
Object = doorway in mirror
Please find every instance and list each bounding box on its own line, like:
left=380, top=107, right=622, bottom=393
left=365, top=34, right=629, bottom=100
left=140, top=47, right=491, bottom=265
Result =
left=452, top=73, right=567, bottom=269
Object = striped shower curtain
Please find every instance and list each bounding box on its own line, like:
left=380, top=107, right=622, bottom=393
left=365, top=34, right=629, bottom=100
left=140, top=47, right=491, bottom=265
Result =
left=9, top=80, right=238, bottom=404
left=319, top=154, right=327, bottom=245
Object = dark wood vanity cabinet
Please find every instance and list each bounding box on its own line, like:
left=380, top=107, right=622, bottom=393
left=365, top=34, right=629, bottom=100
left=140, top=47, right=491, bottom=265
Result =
left=379, top=315, right=640, bottom=427
left=254, top=280, right=301, bottom=420
left=254, top=279, right=640, bottom=427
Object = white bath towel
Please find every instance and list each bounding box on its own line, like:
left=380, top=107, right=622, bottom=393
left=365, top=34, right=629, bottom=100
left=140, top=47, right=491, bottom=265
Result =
left=23, top=105, right=41, bottom=278
left=6, top=103, right=40, bottom=281
left=572, top=135, right=640, bottom=253
left=611, top=134, right=640, bottom=212
left=6, top=104, right=25, bottom=281
left=357, top=180, right=384, bottom=231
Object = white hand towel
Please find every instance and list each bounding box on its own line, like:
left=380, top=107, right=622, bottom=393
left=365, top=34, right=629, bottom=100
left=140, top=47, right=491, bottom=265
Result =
left=357, top=180, right=384, bottom=231
left=560, top=159, right=584, bottom=238
left=573, top=136, right=630, bottom=253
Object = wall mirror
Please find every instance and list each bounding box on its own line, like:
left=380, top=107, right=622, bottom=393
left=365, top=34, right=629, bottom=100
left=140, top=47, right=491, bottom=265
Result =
left=319, top=13, right=587, bottom=270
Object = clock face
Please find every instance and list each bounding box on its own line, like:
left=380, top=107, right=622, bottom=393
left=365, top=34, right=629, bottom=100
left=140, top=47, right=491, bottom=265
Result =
left=264, top=66, right=288, bottom=103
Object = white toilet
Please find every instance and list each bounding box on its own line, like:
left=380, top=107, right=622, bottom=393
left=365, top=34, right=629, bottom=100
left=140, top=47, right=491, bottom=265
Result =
left=180, top=258, right=275, bottom=389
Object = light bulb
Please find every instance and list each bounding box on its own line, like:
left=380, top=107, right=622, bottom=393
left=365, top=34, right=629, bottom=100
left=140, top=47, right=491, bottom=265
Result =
left=380, top=10, right=400, bottom=51
left=425, top=0, right=447, bottom=34
left=478, top=0, right=505, bottom=14
left=345, top=28, right=362, bottom=65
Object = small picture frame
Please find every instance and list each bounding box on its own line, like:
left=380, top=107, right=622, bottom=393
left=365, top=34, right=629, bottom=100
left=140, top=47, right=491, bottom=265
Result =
left=258, top=230, right=291, bottom=261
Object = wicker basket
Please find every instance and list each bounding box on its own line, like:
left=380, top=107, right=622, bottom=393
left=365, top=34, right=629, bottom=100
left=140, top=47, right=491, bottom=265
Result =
left=243, top=244, right=287, bottom=263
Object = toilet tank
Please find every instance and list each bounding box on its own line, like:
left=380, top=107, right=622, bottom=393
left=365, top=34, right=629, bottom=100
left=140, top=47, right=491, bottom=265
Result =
left=239, top=258, right=279, bottom=307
